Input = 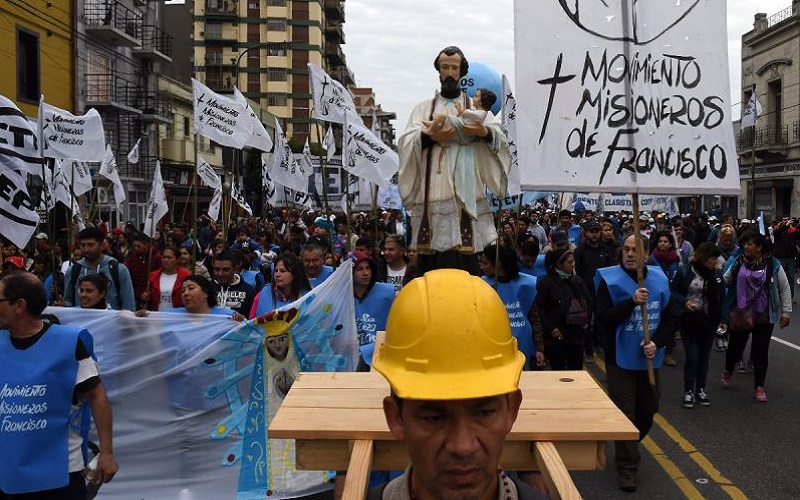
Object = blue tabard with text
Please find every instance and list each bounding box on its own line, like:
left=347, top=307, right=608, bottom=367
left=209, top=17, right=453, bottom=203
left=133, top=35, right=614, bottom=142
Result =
left=355, top=283, right=395, bottom=347
left=482, top=274, right=538, bottom=359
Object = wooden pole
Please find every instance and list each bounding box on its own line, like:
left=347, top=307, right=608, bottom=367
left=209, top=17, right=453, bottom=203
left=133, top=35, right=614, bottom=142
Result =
left=631, top=193, right=656, bottom=386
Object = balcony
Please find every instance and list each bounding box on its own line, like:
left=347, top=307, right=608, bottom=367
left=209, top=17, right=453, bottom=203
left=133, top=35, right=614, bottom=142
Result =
left=84, top=1, right=142, bottom=47
left=325, top=43, right=344, bottom=66
left=737, top=124, right=789, bottom=150
left=204, top=0, right=237, bottom=19
left=86, top=73, right=142, bottom=114
left=137, top=93, right=171, bottom=123
left=330, top=65, right=354, bottom=87
left=121, top=154, right=156, bottom=179
left=204, top=71, right=236, bottom=93
left=325, top=20, right=344, bottom=44
left=162, top=138, right=194, bottom=165
left=324, top=0, right=344, bottom=22
left=204, top=52, right=235, bottom=66
left=133, top=25, right=173, bottom=63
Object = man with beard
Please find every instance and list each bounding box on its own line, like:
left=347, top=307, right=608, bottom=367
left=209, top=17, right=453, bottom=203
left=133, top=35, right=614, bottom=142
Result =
left=397, top=46, right=511, bottom=275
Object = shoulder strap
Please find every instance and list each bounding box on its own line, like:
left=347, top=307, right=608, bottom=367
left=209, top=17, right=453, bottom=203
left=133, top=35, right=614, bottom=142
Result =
left=108, top=260, right=122, bottom=301
left=69, top=262, right=84, bottom=295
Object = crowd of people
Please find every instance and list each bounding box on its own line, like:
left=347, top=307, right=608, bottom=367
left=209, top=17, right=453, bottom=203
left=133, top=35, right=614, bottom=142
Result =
left=1, top=202, right=797, bottom=496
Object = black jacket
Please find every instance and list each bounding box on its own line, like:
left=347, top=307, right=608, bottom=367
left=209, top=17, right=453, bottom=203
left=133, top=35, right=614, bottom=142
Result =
left=670, top=263, right=723, bottom=325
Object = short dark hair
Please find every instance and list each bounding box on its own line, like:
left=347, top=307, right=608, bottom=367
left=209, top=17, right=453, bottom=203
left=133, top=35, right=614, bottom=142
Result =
left=382, top=234, right=405, bottom=249
left=355, top=236, right=374, bottom=249
left=79, top=273, right=109, bottom=296
left=1, top=272, right=47, bottom=316
left=77, top=227, right=103, bottom=242
left=183, top=275, right=217, bottom=307
left=217, top=249, right=243, bottom=269
left=434, top=45, right=469, bottom=77
left=132, top=232, right=151, bottom=244
left=482, top=243, right=520, bottom=282
left=476, top=88, right=497, bottom=111
left=520, top=239, right=539, bottom=258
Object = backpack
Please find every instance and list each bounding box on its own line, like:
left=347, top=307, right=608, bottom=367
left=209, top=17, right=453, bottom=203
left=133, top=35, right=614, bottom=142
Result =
left=69, top=260, right=122, bottom=305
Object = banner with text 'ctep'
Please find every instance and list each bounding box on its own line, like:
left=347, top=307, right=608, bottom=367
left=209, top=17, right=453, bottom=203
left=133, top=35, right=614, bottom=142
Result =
left=514, top=0, right=740, bottom=195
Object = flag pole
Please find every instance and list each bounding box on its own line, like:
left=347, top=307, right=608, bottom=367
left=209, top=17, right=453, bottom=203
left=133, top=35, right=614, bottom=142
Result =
left=750, top=87, right=757, bottom=220
left=632, top=193, right=656, bottom=386
left=313, top=119, right=336, bottom=262
left=38, top=96, right=57, bottom=291
left=192, top=135, right=199, bottom=268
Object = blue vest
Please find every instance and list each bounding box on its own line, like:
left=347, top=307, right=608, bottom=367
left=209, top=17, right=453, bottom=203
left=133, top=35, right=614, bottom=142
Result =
left=309, top=266, right=334, bottom=288
left=568, top=224, right=582, bottom=246
left=532, top=254, right=547, bottom=278
left=482, top=274, right=538, bottom=359
left=355, top=283, right=395, bottom=347
left=0, top=326, right=79, bottom=493
left=252, top=288, right=305, bottom=317
left=595, top=265, right=669, bottom=370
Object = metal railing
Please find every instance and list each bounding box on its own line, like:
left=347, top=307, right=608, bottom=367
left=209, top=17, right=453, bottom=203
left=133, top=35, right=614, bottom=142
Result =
left=84, top=0, right=142, bottom=38
left=737, top=124, right=789, bottom=149
left=85, top=72, right=141, bottom=109
left=139, top=25, right=173, bottom=58
left=137, top=93, right=171, bottom=120
left=205, top=0, right=237, bottom=15
left=767, top=5, right=793, bottom=28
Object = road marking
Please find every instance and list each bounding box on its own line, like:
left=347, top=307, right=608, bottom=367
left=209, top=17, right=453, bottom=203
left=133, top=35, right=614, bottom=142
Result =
left=592, top=354, right=747, bottom=499
left=772, top=335, right=800, bottom=352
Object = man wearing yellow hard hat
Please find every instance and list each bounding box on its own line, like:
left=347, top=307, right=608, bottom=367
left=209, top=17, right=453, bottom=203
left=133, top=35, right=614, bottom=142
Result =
left=369, top=269, right=547, bottom=500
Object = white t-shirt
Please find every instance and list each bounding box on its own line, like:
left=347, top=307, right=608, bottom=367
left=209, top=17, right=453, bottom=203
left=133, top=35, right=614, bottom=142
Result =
left=158, top=273, right=179, bottom=311
left=386, top=265, right=406, bottom=295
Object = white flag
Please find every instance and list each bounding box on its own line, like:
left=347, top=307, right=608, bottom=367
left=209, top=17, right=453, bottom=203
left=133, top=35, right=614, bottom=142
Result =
left=232, top=181, right=252, bottom=216
left=51, top=159, right=80, bottom=213
left=39, top=101, right=106, bottom=161
left=298, top=138, right=315, bottom=179
left=377, top=183, right=403, bottom=210
left=269, top=117, right=308, bottom=193
left=308, top=63, right=361, bottom=125
left=208, top=188, right=222, bottom=221
left=0, top=168, right=39, bottom=249
left=323, top=126, right=336, bottom=164
left=61, top=159, right=93, bottom=196
left=343, top=120, right=398, bottom=187
left=127, top=138, right=141, bottom=164
left=99, top=145, right=126, bottom=210
left=741, top=87, right=762, bottom=129
left=262, top=156, right=278, bottom=207
left=143, top=161, right=168, bottom=236
left=501, top=75, right=522, bottom=197
left=41, top=163, right=56, bottom=211
left=0, top=94, right=42, bottom=175
left=192, top=78, right=252, bottom=149
left=233, top=87, right=273, bottom=152
left=196, top=155, right=222, bottom=190
left=371, top=110, right=380, bottom=136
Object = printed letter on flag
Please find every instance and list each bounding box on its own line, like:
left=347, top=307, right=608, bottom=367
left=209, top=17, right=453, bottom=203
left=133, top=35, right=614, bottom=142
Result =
left=515, top=1, right=740, bottom=195
left=61, top=160, right=93, bottom=196
left=343, top=121, right=398, bottom=187
left=308, top=63, right=361, bottom=125
left=501, top=75, right=522, bottom=197
left=0, top=168, right=39, bottom=248
left=39, top=101, right=106, bottom=161
left=99, top=145, right=126, bottom=210
left=127, top=138, right=141, bottom=164
left=0, top=94, right=42, bottom=175
left=269, top=117, right=308, bottom=193
left=192, top=78, right=251, bottom=149
left=143, top=160, right=168, bottom=236
left=233, top=87, right=273, bottom=152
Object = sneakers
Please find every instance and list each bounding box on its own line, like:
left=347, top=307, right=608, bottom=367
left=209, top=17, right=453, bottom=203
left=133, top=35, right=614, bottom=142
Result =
left=721, top=371, right=733, bottom=389
left=714, top=337, right=728, bottom=352
left=618, top=470, right=637, bottom=492
left=664, top=354, right=678, bottom=367
left=754, top=386, right=768, bottom=402
left=682, top=391, right=695, bottom=408
left=736, top=360, right=749, bottom=373
left=695, top=388, right=711, bottom=406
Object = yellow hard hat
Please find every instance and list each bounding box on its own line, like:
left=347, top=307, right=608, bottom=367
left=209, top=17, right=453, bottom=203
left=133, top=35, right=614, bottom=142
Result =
left=372, top=269, right=525, bottom=400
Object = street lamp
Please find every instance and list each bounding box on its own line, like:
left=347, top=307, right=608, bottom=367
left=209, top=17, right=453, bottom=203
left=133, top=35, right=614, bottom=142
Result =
left=232, top=41, right=287, bottom=89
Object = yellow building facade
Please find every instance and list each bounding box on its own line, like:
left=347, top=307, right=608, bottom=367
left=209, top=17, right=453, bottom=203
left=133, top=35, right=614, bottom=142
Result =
left=0, top=0, right=74, bottom=116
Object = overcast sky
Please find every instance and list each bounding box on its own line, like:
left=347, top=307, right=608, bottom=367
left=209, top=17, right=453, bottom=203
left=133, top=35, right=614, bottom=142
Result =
left=343, top=0, right=790, bottom=131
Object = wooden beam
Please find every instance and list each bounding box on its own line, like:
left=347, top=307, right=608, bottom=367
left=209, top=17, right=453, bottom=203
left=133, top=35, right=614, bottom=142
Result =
left=341, top=440, right=373, bottom=500
left=534, top=441, right=582, bottom=500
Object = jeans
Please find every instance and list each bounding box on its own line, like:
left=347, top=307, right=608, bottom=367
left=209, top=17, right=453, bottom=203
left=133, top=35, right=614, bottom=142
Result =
left=778, top=257, right=796, bottom=298
left=681, top=313, right=715, bottom=392
left=725, top=322, right=774, bottom=388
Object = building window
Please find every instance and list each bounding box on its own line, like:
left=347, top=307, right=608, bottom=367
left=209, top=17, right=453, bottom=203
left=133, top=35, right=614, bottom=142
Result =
left=267, top=0, right=286, bottom=6
left=16, top=27, right=40, bottom=103
left=205, top=22, right=223, bottom=40
left=267, top=92, right=287, bottom=107
left=266, top=18, right=287, bottom=31
left=248, top=1, right=260, bottom=9
left=183, top=117, right=190, bottom=138
left=267, top=45, right=286, bottom=57
left=267, top=67, right=287, bottom=81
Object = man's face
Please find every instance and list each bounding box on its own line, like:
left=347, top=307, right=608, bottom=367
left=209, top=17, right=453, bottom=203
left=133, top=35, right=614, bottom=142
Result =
left=622, top=235, right=639, bottom=271
left=133, top=241, right=149, bottom=256
left=559, top=215, right=572, bottom=228
left=301, top=249, right=323, bottom=278
left=79, top=238, right=102, bottom=262
left=213, top=259, right=235, bottom=285
left=237, top=232, right=248, bottom=242
left=517, top=221, right=528, bottom=234
left=585, top=226, right=601, bottom=243
left=0, top=282, right=14, bottom=329
left=383, top=242, right=404, bottom=266
left=437, top=52, right=462, bottom=93
left=601, top=223, right=614, bottom=242
left=384, top=392, right=521, bottom=500
left=353, top=260, right=372, bottom=287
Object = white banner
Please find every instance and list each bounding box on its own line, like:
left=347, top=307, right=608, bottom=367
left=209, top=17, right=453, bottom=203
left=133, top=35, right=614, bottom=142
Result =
left=377, top=183, right=403, bottom=210
left=44, top=262, right=358, bottom=499
left=0, top=168, right=39, bottom=248
left=565, top=192, right=679, bottom=214
left=143, top=160, right=168, bottom=236
left=298, top=138, right=315, bottom=182
left=501, top=75, right=522, bottom=197
left=516, top=1, right=741, bottom=195
left=323, top=125, right=336, bottom=164
left=269, top=118, right=309, bottom=193
left=741, top=88, right=762, bottom=129
left=308, top=63, right=361, bottom=125
left=52, top=159, right=80, bottom=213
left=60, top=159, right=93, bottom=196
left=196, top=155, right=222, bottom=190
left=0, top=94, right=42, bottom=175
left=99, top=145, right=125, bottom=211
left=192, top=78, right=251, bottom=149
left=127, top=138, right=140, bottom=164
left=233, top=87, right=273, bottom=152
left=39, top=101, right=106, bottom=161
left=232, top=180, right=252, bottom=216
left=343, top=120, right=397, bottom=187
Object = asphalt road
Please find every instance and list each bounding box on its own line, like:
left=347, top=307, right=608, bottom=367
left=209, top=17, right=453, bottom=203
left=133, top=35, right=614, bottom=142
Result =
left=575, top=305, right=800, bottom=499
